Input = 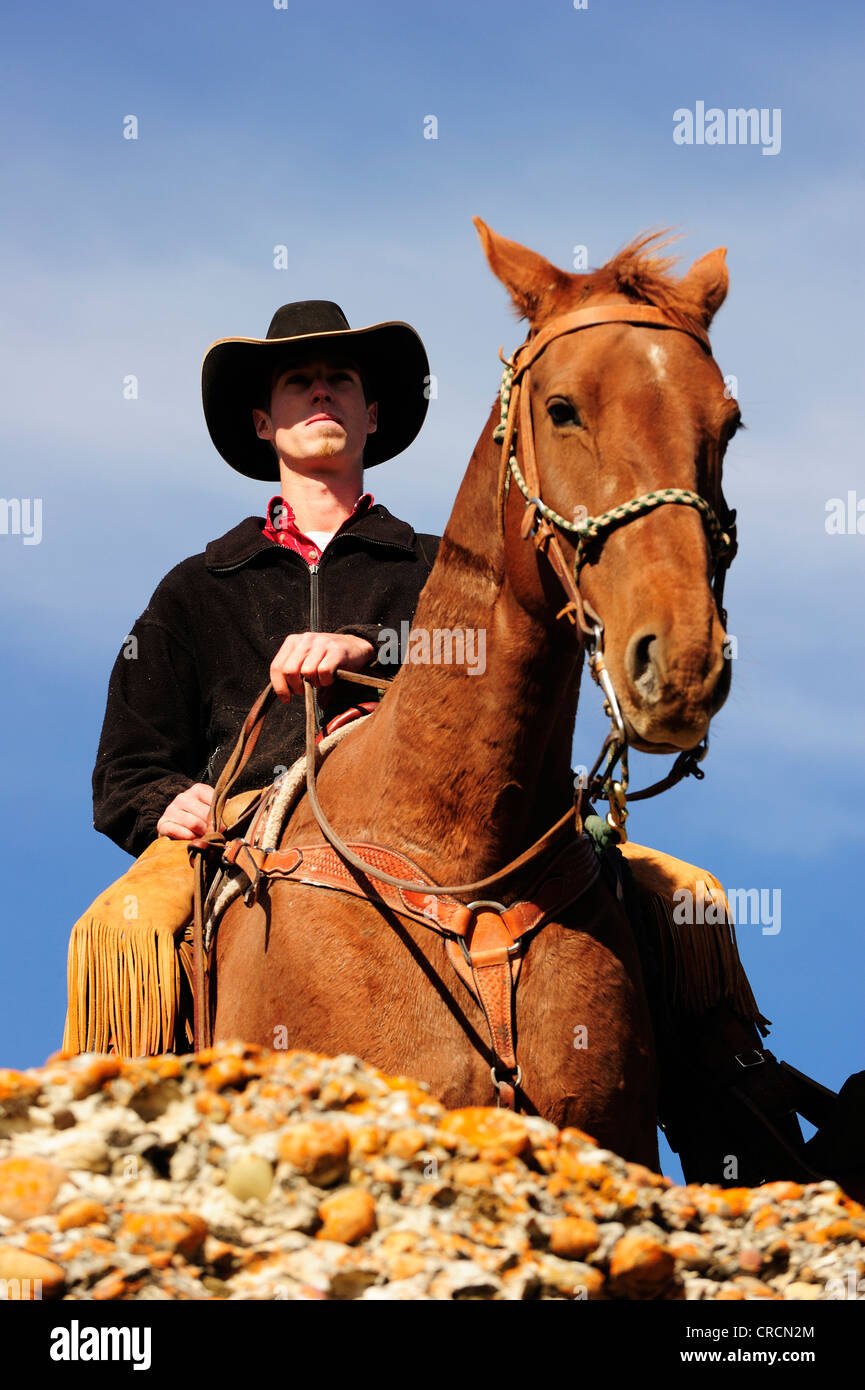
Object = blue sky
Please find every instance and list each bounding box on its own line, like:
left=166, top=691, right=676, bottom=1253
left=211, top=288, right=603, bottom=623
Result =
left=1, top=0, right=862, bottom=1183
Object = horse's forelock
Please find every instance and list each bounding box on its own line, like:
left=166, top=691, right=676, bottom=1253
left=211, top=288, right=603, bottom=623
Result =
left=543, top=228, right=710, bottom=341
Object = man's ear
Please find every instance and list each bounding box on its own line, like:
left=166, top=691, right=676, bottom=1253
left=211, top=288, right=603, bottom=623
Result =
left=252, top=407, right=273, bottom=441
left=366, top=401, right=378, bottom=434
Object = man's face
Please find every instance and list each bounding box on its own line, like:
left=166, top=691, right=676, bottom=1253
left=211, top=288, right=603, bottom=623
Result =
left=252, top=355, right=377, bottom=472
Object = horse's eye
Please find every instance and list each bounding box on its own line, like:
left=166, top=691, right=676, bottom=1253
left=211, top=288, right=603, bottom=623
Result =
left=547, top=397, right=581, bottom=428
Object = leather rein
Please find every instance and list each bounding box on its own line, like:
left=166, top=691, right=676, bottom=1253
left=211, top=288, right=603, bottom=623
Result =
left=188, top=303, right=738, bottom=1106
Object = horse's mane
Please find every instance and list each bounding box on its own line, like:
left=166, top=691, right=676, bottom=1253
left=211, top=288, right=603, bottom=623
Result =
left=577, top=228, right=707, bottom=338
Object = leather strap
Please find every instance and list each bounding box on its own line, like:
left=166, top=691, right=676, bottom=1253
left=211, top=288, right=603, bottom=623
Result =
left=516, top=375, right=600, bottom=639
left=217, top=830, right=600, bottom=1108
left=221, top=830, right=598, bottom=935
left=512, top=304, right=712, bottom=380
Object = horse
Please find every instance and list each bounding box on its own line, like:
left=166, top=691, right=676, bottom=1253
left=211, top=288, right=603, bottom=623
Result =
left=209, top=221, right=741, bottom=1171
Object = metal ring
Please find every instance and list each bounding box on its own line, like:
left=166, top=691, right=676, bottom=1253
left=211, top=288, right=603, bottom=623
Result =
left=491, top=1065, right=522, bottom=1090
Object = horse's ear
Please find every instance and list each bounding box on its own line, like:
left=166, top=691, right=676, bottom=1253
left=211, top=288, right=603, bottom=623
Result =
left=473, top=217, right=571, bottom=324
left=679, top=247, right=729, bottom=326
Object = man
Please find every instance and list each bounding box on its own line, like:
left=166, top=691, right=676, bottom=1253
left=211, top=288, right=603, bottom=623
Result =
left=65, top=301, right=440, bottom=1050
left=92, top=301, right=439, bottom=855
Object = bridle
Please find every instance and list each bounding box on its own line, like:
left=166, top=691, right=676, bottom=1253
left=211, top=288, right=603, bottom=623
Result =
left=492, top=302, right=738, bottom=838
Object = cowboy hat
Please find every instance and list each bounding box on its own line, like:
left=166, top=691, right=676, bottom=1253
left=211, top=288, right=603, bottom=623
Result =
left=201, top=300, right=430, bottom=481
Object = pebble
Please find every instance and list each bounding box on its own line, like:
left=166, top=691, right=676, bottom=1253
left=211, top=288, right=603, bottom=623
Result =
left=317, top=1189, right=377, bottom=1245
left=225, top=1155, right=274, bottom=1203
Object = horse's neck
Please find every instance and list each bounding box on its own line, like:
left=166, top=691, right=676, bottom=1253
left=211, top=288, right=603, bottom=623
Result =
left=360, top=402, right=583, bottom=878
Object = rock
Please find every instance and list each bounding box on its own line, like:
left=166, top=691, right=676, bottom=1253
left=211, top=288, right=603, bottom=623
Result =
left=387, top=1129, right=427, bottom=1159
left=609, top=1232, right=678, bottom=1299
left=56, top=1199, right=108, bottom=1231
left=317, top=1189, right=377, bottom=1245
left=57, top=1136, right=111, bottom=1173
left=0, top=1157, right=67, bottom=1221
left=0, top=1245, right=66, bottom=1297
left=436, top=1108, right=530, bottom=1159
left=118, top=1211, right=208, bottom=1260
left=0, top=1069, right=41, bottom=1116
left=278, top=1122, right=350, bottom=1186
left=667, top=1233, right=711, bottom=1272
left=225, top=1155, right=274, bottom=1203
left=548, top=1217, right=601, bottom=1261
left=784, top=1281, right=825, bottom=1300
left=68, top=1057, right=122, bottom=1100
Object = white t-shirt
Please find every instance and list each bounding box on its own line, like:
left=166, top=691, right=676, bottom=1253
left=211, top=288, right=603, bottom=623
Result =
left=304, top=530, right=335, bottom=552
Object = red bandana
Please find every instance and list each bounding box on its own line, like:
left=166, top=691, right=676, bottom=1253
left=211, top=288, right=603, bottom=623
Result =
left=262, top=492, right=374, bottom=566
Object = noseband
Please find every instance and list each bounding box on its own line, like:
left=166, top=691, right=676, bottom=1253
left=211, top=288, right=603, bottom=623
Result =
left=493, top=303, right=739, bottom=837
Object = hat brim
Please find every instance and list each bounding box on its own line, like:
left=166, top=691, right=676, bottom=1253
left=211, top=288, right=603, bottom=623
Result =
left=201, top=320, right=430, bottom=481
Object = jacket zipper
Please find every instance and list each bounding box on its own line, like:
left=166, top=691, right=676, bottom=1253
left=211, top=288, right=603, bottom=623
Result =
left=308, top=561, right=323, bottom=732
left=213, top=534, right=414, bottom=728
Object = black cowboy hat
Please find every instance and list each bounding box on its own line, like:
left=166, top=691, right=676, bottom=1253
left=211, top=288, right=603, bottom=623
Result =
left=201, top=300, right=430, bottom=481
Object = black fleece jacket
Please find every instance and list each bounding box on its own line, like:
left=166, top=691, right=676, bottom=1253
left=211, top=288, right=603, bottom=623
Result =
left=92, top=504, right=440, bottom=857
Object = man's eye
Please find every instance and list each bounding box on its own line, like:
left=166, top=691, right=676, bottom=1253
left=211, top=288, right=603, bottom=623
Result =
left=547, top=397, right=581, bottom=427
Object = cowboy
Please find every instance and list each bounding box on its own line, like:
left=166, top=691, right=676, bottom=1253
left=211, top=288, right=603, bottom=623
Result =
left=65, top=301, right=440, bottom=1051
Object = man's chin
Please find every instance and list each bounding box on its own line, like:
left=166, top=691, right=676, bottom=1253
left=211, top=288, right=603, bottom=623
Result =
left=300, top=438, right=347, bottom=461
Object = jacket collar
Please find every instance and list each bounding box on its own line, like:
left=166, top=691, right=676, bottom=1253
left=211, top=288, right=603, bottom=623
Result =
left=205, top=502, right=417, bottom=571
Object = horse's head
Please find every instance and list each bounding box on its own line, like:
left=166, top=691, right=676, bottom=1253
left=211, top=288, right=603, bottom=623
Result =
left=476, top=218, right=741, bottom=754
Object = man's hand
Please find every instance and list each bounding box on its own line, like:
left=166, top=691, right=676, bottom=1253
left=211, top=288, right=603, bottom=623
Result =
left=270, top=631, right=375, bottom=703
left=157, top=783, right=215, bottom=839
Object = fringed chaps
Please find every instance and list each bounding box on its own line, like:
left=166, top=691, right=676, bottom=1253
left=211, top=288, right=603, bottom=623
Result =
left=619, top=842, right=771, bottom=1034
left=63, top=792, right=261, bottom=1058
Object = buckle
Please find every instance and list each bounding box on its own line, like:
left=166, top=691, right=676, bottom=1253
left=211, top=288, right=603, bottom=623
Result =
left=735, top=1050, right=765, bottom=1069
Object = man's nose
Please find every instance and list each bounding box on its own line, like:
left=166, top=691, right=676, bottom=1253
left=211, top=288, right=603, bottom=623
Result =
left=310, top=377, right=332, bottom=399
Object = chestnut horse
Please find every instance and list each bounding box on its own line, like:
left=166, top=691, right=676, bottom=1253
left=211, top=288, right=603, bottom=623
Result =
left=212, top=222, right=739, bottom=1169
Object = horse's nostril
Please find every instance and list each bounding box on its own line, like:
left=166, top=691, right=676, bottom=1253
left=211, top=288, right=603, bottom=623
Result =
left=631, top=634, right=655, bottom=681
left=627, top=631, right=661, bottom=702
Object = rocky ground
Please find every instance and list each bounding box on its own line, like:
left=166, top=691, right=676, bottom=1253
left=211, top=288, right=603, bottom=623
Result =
left=0, top=1042, right=862, bottom=1301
